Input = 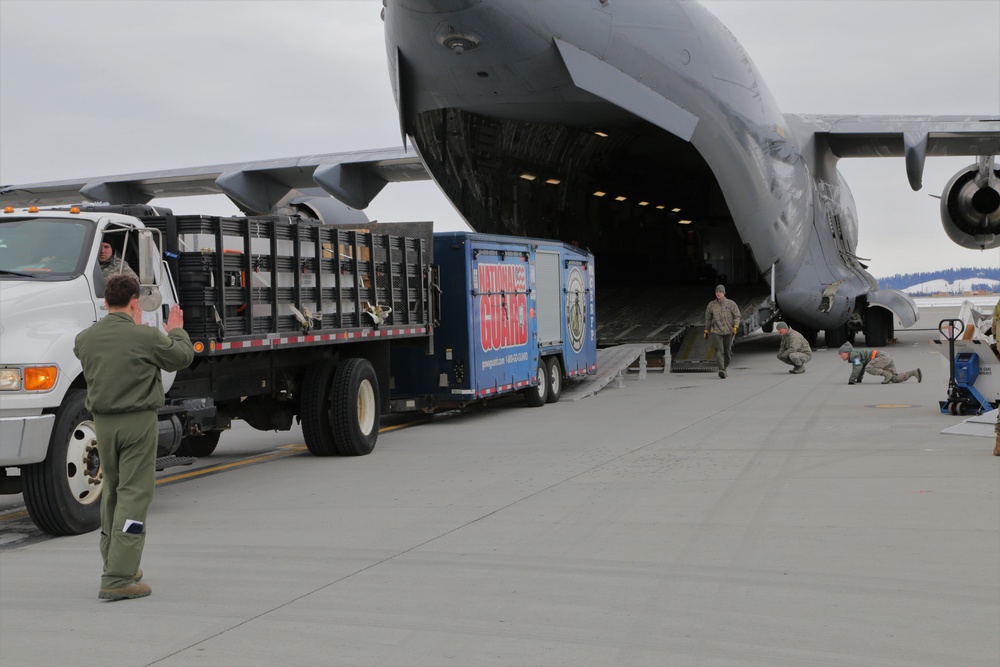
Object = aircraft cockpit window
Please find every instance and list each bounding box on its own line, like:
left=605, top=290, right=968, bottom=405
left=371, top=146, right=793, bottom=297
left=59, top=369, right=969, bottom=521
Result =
left=0, top=217, right=95, bottom=279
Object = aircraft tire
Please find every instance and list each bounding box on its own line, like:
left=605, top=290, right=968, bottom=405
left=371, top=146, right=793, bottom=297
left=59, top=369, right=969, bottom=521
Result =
left=864, top=308, right=891, bottom=347
left=825, top=325, right=849, bottom=348
left=22, top=389, right=102, bottom=536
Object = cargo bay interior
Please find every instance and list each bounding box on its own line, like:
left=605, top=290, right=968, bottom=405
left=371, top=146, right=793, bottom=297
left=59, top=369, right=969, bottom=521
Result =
left=410, top=110, right=769, bottom=345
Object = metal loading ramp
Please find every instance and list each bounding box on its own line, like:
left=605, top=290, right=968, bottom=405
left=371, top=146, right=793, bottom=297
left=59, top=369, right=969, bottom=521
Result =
left=560, top=342, right=663, bottom=401
left=670, top=325, right=722, bottom=372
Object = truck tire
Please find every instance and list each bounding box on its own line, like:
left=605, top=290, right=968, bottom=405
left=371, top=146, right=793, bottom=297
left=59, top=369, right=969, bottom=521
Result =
left=301, top=362, right=338, bottom=456
left=176, top=430, right=221, bottom=458
left=545, top=356, right=563, bottom=404
left=22, top=389, right=102, bottom=535
left=330, top=358, right=380, bottom=456
left=523, top=359, right=548, bottom=407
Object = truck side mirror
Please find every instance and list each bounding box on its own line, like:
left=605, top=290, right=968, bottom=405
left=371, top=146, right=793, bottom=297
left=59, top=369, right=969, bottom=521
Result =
left=139, top=285, right=163, bottom=312
left=137, top=230, right=161, bottom=285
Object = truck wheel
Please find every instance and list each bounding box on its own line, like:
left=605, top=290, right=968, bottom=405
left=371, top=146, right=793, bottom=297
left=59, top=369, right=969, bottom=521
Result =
left=301, top=362, right=338, bottom=456
left=523, top=359, right=548, bottom=407
left=330, top=358, right=380, bottom=456
left=22, top=389, right=102, bottom=535
left=176, top=431, right=222, bottom=458
left=545, top=357, right=563, bottom=404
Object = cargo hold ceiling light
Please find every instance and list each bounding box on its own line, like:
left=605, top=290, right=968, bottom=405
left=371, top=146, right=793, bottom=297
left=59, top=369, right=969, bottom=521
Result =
left=545, top=178, right=561, bottom=185
left=593, top=191, right=607, bottom=197
left=519, top=173, right=537, bottom=181
left=678, top=219, right=692, bottom=225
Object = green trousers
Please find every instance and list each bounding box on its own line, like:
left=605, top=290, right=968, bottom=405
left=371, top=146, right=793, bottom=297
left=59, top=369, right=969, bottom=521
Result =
left=94, top=410, right=157, bottom=590
left=709, top=333, right=734, bottom=371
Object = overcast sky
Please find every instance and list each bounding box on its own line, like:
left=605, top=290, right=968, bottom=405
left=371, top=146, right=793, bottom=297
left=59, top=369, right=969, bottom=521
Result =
left=1, top=0, right=998, bottom=277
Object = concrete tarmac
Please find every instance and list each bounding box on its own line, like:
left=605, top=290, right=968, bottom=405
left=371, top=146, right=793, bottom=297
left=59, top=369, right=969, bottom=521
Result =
left=1, top=327, right=998, bottom=667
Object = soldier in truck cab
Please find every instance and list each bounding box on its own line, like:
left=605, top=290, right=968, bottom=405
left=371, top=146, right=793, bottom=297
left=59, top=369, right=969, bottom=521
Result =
left=98, top=239, right=137, bottom=281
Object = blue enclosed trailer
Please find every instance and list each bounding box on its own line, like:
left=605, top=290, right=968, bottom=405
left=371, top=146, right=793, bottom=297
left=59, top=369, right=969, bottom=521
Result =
left=390, top=232, right=597, bottom=412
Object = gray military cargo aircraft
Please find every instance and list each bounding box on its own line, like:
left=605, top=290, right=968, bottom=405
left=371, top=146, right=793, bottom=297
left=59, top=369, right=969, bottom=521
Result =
left=2, top=0, right=997, bottom=349
left=380, top=0, right=1000, bottom=347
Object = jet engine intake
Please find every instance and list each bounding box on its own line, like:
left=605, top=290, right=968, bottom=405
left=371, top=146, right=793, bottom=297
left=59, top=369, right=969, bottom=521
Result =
left=940, top=161, right=1000, bottom=249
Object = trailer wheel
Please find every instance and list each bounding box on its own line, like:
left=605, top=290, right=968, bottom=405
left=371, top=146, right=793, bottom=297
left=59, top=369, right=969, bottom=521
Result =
left=545, top=357, right=563, bottom=404
left=523, top=359, right=548, bottom=407
left=22, top=389, right=102, bottom=535
left=330, top=358, right=380, bottom=456
left=301, top=362, right=338, bottom=456
left=176, top=431, right=222, bottom=458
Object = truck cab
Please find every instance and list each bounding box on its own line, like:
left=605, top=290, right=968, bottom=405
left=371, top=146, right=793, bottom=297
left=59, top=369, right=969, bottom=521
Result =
left=0, top=206, right=174, bottom=534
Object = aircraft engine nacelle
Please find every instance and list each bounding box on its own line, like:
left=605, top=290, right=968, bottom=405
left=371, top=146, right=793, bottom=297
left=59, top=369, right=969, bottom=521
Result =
left=283, top=195, right=370, bottom=227
left=939, top=163, right=1000, bottom=249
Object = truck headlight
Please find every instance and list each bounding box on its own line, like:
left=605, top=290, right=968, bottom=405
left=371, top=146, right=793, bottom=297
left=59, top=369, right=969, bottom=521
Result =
left=24, top=366, right=58, bottom=391
left=0, top=367, right=58, bottom=391
left=0, top=368, right=21, bottom=390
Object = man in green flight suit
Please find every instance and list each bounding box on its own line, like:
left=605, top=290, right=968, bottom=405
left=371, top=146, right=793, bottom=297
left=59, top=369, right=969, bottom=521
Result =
left=74, top=274, right=194, bottom=600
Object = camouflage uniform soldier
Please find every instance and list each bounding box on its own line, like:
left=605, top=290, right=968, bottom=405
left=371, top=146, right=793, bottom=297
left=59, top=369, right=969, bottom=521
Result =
left=774, top=321, right=812, bottom=373
left=704, top=284, right=740, bottom=378
left=74, top=275, right=193, bottom=600
left=98, top=240, right=138, bottom=281
left=838, top=342, right=921, bottom=385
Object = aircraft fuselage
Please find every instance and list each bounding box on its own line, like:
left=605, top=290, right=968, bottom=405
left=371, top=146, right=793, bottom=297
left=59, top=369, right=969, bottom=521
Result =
left=384, top=0, right=882, bottom=334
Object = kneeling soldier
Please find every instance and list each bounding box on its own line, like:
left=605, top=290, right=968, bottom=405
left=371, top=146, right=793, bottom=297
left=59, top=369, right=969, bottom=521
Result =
left=774, top=321, right=812, bottom=374
left=838, top=342, right=921, bottom=385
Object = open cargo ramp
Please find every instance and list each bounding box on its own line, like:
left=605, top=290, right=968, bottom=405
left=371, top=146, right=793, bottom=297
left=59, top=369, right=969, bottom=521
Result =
left=595, top=286, right=774, bottom=372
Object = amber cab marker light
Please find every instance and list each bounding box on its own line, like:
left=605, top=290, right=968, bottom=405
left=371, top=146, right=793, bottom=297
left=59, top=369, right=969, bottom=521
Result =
left=24, top=366, right=58, bottom=391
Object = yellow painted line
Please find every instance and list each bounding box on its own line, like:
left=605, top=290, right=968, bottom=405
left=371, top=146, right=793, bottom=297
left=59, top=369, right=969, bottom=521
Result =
left=156, top=445, right=307, bottom=485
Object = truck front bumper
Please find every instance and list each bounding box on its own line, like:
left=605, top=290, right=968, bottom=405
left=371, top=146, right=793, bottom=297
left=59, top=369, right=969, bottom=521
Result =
left=0, top=415, right=54, bottom=465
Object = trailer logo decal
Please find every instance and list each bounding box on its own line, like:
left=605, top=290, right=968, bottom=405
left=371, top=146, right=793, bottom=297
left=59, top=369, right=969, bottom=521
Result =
left=477, top=263, right=528, bottom=352
left=566, top=267, right=587, bottom=352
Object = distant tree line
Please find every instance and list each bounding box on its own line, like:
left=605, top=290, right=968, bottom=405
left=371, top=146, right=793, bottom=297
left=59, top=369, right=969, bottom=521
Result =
left=876, top=267, right=1000, bottom=293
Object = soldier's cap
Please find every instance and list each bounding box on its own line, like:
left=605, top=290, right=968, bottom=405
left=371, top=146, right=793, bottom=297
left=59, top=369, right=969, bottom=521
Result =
left=838, top=342, right=853, bottom=354
left=774, top=321, right=788, bottom=330
left=714, top=284, right=726, bottom=294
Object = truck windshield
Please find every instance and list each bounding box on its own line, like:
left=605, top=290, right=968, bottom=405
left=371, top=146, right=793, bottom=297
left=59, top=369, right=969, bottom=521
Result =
left=0, top=217, right=96, bottom=279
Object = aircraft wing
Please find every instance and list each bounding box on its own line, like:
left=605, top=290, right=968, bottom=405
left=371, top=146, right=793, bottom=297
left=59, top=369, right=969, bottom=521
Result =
left=0, top=146, right=428, bottom=213
left=790, top=114, right=1000, bottom=190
